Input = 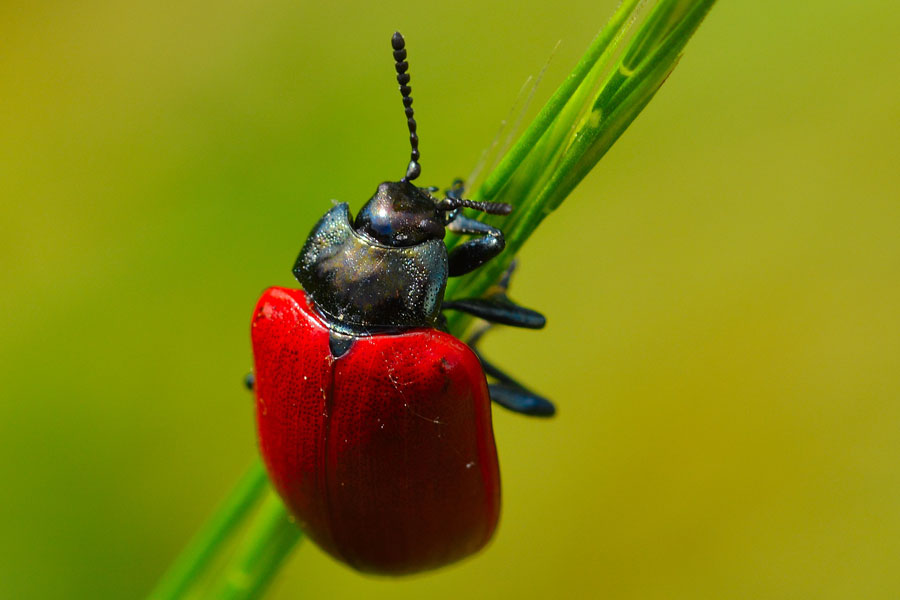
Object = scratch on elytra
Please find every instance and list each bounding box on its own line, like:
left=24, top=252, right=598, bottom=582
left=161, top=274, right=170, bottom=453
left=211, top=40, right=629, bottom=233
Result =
left=386, top=358, right=442, bottom=425
left=408, top=405, right=442, bottom=425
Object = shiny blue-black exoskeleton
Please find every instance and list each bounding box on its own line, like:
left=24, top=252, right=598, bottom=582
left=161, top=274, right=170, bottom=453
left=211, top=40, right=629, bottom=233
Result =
left=280, top=32, right=556, bottom=417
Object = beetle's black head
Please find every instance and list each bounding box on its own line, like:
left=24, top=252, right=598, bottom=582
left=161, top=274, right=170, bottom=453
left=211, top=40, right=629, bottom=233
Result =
left=354, top=180, right=444, bottom=246
left=352, top=33, right=510, bottom=249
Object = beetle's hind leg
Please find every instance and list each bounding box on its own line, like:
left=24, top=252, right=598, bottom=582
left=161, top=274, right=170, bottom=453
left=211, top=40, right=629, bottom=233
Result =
left=443, top=261, right=555, bottom=417
left=467, top=325, right=556, bottom=417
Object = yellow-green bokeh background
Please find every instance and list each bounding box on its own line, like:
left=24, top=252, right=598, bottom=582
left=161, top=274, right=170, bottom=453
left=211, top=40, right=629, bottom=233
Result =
left=2, top=1, right=898, bottom=598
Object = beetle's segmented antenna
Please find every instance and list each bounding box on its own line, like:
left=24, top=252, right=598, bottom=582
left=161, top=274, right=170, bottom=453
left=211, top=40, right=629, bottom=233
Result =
left=437, top=197, right=513, bottom=216
left=392, top=32, right=420, bottom=182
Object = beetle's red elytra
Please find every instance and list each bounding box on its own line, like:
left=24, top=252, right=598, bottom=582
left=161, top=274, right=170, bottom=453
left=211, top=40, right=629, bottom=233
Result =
left=250, top=32, right=552, bottom=575
left=253, top=288, right=500, bottom=573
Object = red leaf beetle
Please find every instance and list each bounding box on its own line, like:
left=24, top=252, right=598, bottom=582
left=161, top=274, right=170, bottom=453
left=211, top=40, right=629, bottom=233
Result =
left=249, top=32, right=554, bottom=575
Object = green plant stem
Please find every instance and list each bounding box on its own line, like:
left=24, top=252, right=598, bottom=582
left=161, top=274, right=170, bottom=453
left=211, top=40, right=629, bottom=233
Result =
left=442, top=0, right=643, bottom=255
left=476, top=0, right=642, bottom=202
left=445, top=0, right=716, bottom=328
left=210, top=492, right=302, bottom=600
left=148, top=460, right=269, bottom=600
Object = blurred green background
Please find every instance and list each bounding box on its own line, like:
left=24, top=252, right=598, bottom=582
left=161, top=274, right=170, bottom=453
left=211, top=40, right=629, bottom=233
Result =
left=2, top=1, right=898, bottom=598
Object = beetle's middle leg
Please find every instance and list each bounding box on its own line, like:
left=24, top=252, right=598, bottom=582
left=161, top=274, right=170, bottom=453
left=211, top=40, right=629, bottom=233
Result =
left=442, top=260, right=545, bottom=330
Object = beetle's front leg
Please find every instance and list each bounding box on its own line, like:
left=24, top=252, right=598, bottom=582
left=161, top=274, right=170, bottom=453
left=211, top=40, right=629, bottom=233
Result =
left=446, top=213, right=506, bottom=277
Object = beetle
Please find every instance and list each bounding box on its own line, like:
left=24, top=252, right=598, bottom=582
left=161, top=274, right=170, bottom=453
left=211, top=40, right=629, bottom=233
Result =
left=249, top=32, right=554, bottom=575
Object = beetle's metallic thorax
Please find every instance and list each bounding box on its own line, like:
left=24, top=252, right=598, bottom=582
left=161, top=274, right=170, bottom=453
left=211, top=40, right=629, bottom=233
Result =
left=293, top=203, right=448, bottom=334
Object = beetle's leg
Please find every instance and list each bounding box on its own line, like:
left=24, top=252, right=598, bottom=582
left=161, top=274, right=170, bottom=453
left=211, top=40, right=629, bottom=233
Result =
left=444, top=177, right=465, bottom=199
left=488, top=382, right=556, bottom=417
left=442, top=260, right=545, bottom=329
left=446, top=214, right=505, bottom=277
left=441, top=177, right=510, bottom=276
left=454, top=261, right=554, bottom=416
left=244, top=372, right=255, bottom=391
left=467, top=326, right=556, bottom=417
left=442, top=296, right=544, bottom=329
left=446, top=260, right=553, bottom=415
